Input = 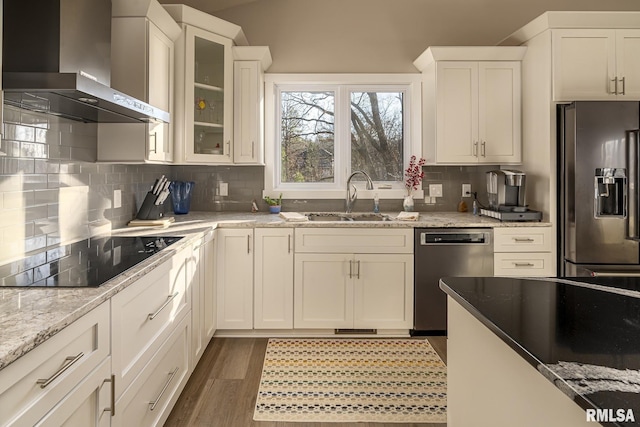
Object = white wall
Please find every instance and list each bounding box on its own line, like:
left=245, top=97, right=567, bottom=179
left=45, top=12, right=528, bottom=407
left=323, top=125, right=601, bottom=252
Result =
left=162, top=0, right=640, bottom=72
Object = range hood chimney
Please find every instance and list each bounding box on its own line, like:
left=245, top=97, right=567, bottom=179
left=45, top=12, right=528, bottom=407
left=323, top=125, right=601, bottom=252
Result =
left=2, top=0, right=170, bottom=124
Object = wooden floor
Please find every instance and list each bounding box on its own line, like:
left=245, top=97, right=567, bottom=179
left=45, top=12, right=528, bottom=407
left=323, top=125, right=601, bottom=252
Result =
left=165, top=336, right=447, bottom=427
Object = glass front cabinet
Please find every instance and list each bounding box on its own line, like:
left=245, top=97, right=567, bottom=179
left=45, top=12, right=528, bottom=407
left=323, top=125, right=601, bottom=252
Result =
left=166, top=2, right=245, bottom=165
left=181, top=26, right=233, bottom=163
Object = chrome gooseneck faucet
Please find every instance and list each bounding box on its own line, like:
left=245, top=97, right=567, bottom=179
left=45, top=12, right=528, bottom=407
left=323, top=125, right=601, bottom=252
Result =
left=346, top=170, right=374, bottom=213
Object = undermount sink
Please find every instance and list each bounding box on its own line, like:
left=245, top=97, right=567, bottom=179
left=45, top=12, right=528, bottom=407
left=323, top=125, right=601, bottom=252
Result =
left=305, top=212, right=392, bottom=222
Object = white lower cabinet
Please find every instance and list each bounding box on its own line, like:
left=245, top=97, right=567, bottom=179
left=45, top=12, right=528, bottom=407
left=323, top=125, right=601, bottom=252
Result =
left=190, top=229, right=216, bottom=367
left=112, top=315, right=190, bottom=427
left=0, top=234, right=216, bottom=427
left=0, top=302, right=111, bottom=427
left=294, top=253, right=354, bottom=328
left=294, top=253, right=413, bottom=329
left=35, top=358, right=112, bottom=427
left=254, top=228, right=294, bottom=329
left=353, top=254, right=414, bottom=329
left=111, top=247, right=190, bottom=399
left=216, top=228, right=254, bottom=329
left=493, top=227, right=555, bottom=277
left=293, top=228, right=414, bottom=330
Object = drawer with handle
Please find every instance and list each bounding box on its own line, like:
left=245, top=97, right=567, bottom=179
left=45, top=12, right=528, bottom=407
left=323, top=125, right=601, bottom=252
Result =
left=493, top=227, right=553, bottom=252
left=0, top=302, right=110, bottom=426
left=111, top=246, right=189, bottom=399
left=494, top=252, right=554, bottom=277
left=113, top=314, right=190, bottom=427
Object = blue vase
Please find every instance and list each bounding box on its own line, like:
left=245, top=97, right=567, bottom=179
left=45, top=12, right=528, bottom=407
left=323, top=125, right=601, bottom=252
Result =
left=170, top=181, right=195, bottom=214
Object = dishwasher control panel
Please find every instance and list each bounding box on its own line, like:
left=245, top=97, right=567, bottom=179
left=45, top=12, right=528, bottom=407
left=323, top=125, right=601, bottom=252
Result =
left=420, top=230, right=491, bottom=245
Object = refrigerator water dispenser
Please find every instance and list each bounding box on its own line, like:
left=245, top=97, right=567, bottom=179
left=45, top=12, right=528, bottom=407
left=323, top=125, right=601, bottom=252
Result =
left=594, top=168, right=626, bottom=218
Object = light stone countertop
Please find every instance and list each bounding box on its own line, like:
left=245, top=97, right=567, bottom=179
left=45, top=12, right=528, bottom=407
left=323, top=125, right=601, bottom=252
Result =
left=0, top=210, right=551, bottom=371
left=162, top=210, right=552, bottom=229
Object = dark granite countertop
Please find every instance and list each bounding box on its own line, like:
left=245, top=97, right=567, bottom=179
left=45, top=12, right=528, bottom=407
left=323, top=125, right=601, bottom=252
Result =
left=440, top=276, right=640, bottom=427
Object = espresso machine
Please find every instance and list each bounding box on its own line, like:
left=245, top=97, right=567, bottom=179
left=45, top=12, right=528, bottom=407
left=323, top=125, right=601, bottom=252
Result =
left=482, top=170, right=542, bottom=221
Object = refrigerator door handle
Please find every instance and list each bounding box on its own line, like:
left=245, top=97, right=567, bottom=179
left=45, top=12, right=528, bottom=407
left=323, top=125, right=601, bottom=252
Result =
left=590, top=271, right=640, bottom=277
left=627, top=130, right=640, bottom=241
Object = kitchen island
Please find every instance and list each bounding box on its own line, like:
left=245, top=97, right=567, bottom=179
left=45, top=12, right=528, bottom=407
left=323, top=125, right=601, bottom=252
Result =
left=441, top=276, right=640, bottom=427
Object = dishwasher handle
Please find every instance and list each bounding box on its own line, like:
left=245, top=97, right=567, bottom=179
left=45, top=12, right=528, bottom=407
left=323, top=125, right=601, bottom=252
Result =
left=420, top=232, right=489, bottom=245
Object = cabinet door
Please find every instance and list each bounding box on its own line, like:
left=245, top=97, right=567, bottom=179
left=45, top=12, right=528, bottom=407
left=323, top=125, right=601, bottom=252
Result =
left=478, top=61, right=521, bottom=164
left=190, top=231, right=215, bottom=364
left=35, top=358, right=112, bottom=427
left=552, top=29, right=616, bottom=101
left=183, top=26, right=233, bottom=163
left=216, top=229, right=254, bottom=329
left=189, top=239, right=204, bottom=365
left=616, top=30, right=640, bottom=99
left=435, top=61, right=479, bottom=163
left=147, top=22, right=174, bottom=162
left=353, top=254, right=413, bottom=329
left=254, top=228, right=294, bottom=329
left=203, top=233, right=216, bottom=340
left=294, top=253, right=354, bottom=328
left=233, top=61, right=262, bottom=164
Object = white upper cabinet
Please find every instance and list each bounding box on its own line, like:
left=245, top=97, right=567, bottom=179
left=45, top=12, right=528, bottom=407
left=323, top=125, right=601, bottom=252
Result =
left=415, top=47, right=525, bottom=165
left=552, top=29, right=640, bottom=101
left=233, top=46, right=272, bottom=164
left=164, top=5, right=248, bottom=165
left=616, top=30, right=640, bottom=99
left=98, top=0, right=181, bottom=163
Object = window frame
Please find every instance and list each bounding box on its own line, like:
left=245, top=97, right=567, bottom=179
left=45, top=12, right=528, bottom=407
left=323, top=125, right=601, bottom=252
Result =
left=264, top=74, right=423, bottom=200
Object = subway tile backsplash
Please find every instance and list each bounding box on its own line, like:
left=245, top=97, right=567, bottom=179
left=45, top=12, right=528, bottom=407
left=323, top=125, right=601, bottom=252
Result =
left=0, top=104, right=498, bottom=263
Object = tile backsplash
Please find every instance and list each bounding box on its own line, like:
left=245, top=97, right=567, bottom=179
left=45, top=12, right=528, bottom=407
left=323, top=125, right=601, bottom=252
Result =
left=0, top=104, right=497, bottom=262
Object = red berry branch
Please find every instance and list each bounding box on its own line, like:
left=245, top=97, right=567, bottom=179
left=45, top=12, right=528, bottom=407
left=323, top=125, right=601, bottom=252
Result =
left=404, top=155, right=426, bottom=194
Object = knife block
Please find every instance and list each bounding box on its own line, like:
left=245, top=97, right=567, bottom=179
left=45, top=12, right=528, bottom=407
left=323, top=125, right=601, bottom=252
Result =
left=136, top=192, right=165, bottom=220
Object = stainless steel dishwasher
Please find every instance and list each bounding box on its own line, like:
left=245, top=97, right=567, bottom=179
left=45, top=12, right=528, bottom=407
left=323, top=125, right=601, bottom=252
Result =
left=412, top=228, right=493, bottom=335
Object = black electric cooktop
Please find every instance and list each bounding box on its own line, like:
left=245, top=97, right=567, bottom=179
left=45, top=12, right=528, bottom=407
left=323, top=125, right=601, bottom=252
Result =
left=0, top=235, right=182, bottom=288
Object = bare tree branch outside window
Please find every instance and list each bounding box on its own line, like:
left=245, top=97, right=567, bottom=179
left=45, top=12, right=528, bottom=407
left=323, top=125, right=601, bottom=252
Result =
left=350, top=92, right=403, bottom=182
left=281, top=92, right=335, bottom=183
left=280, top=90, right=404, bottom=184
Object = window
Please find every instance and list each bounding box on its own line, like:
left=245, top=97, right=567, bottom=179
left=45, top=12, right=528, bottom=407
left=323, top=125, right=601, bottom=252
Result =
left=281, top=91, right=335, bottom=183
left=350, top=91, right=404, bottom=182
left=265, top=75, right=422, bottom=199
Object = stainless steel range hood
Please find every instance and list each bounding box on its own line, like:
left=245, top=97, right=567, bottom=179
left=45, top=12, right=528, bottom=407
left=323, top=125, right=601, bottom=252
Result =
left=2, top=0, right=170, bottom=124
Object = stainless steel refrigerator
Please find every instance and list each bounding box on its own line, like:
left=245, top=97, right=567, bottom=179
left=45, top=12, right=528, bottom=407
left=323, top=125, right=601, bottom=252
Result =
left=559, top=101, right=640, bottom=276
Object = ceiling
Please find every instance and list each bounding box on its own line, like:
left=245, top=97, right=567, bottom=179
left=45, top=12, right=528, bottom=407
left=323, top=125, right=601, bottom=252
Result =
left=158, top=0, right=640, bottom=73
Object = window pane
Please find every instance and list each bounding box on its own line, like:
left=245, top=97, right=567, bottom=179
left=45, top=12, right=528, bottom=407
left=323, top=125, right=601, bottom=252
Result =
left=280, top=91, right=335, bottom=183
left=350, top=91, right=403, bottom=182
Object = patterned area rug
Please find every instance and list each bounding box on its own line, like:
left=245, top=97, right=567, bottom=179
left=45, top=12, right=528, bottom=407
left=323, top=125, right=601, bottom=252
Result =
left=253, top=338, right=447, bottom=423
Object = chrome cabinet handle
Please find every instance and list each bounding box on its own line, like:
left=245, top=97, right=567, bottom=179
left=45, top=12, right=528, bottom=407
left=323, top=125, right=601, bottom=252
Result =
left=481, top=141, right=486, bottom=157
left=620, top=77, right=626, bottom=95
left=148, top=292, right=179, bottom=320
left=247, top=235, right=251, bottom=254
left=37, top=352, right=84, bottom=388
left=356, top=260, right=361, bottom=279
left=611, top=77, right=618, bottom=95
left=514, top=262, right=535, bottom=267
left=349, top=260, right=353, bottom=279
left=149, top=367, right=179, bottom=411
left=226, top=141, right=231, bottom=156
left=513, top=237, right=534, bottom=242
left=251, top=141, right=255, bottom=158
left=473, top=141, right=478, bottom=157
left=288, top=234, right=291, bottom=253
left=103, top=374, right=116, bottom=416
